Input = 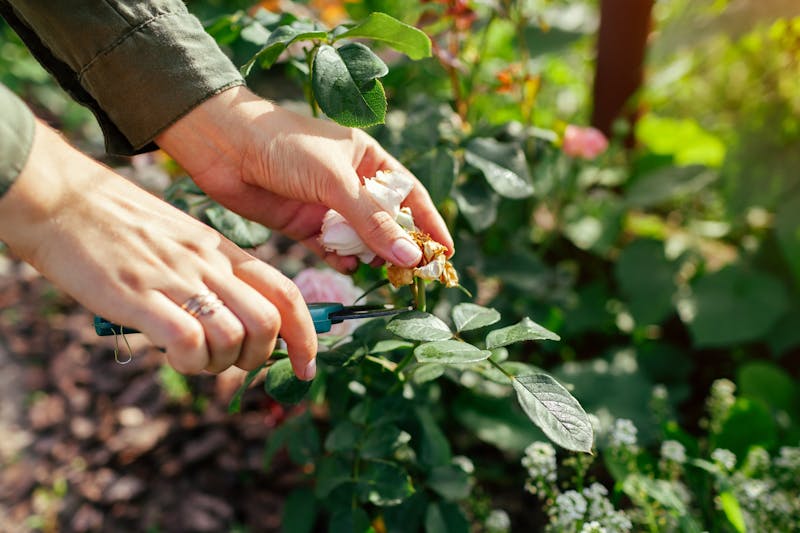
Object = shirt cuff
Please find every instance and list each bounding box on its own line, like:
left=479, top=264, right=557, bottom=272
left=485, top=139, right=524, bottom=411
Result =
left=0, top=85, right=36, bottom=198
left=79, top=11, right=244, bottom=151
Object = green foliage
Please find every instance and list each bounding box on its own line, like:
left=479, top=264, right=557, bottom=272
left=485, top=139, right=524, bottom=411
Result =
left=204, top=2, right=800, bottom=530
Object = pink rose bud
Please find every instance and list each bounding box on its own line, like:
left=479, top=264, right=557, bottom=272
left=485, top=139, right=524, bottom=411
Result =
left=293, top=267, right=363, bottom=335
left=562, top=125, right=609, bottom=160
left=293, top=267, right=362, bottom=305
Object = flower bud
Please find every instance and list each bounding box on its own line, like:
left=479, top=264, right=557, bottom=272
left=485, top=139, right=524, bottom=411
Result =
left=562, top=125, right=609, bottom=160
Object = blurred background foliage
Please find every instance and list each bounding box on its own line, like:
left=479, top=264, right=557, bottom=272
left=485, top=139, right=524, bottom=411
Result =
left=3, top=0, right=800, bottom=529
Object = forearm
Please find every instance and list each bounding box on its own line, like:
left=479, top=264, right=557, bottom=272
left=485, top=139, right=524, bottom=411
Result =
left=0, top=0, right=244, bottom=154
left=0, top=118, right=100, bottom=264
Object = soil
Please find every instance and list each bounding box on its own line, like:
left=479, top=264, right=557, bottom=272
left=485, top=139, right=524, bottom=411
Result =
left=0, top=258, right=303, bottom=533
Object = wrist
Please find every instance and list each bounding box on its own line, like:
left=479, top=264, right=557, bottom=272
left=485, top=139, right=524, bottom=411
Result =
left=0, top=122, right=99, bottom=263
left=155, top=85, right=272, bottom=185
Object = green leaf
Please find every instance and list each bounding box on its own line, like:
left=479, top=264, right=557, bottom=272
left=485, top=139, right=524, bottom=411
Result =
left=315, top=456, right=352, bottom=498
left=485, top=318, right=560, bottom=349
left=357, top=461, right=414, bottom=506
left=241, top=22, right=327, bottom=75
left=719, top=491, right=746, bottom=533
left=625, top=165, right=718, bottom=207
left=204, top=205, right=270, bottom=248
left=335, top=12, right=432, bottom=60
left=775, top=193, right=800, bottom=288
left=286, top=414, right=320, bottom=466
left=416, top=408, right=451, bottom=468
left=464, top=138, right=534, bottom=199
left=424, top=502, right=469, bottom=533
left=636, top=115, right=726, bottom=167
left=412, top=364, right=446, bottom=384
left=361, top=424, right=405, bottom=459
left=312, top=43, right=388, bottom=128
left=387, top=311, right=452, bottom=341
left=325, top=420, right=361, bottom=453
left=687, top=265, right=789, bottom=347
left=426, top=465, right=471, bottom=501
left=414, top=340, right=491, bottom=364
left=281, top=488, right=317, bottom=533
left=264, top=359, right=312, bottom=404
left=512, top=374, right=594, bottom=453
left=263, top=423, right=290, bottom=472
left=370, top=339, right=414, bottom=353
left=451, top=303, right=501, bottom=332
left=738, top=361, right=798, bottom=414
left=227, top=362, right=268, bottom=414
left=453, top=392, right=546, bottom=453
left=383, top=493, right=428, bottom=533
left=329, top=508, right=372, bottom=533
left=614, top=239, right=678, bottom=326
left=622, top=475, right=688, bottom=514
left=453, top=176, right=499, bottom=232
left=408, top=147, right=457, bottom=206
left=713, top=398, right=777, bottom=459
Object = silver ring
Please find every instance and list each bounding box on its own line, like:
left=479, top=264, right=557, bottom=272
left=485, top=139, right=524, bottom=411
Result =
left=181, top=290, right=224, bottom=318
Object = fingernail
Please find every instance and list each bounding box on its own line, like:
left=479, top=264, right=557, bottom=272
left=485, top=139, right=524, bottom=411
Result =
left=391, top=238, right=422, bottom=267
left=302, top=359, right=317, bottom=381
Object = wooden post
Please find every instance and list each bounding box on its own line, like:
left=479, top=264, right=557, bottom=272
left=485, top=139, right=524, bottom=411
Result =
left=591, top=0, right=655, bottom=138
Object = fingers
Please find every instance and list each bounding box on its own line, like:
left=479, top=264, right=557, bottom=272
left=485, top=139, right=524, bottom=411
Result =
left=357, top=139, right=455, bottom=257
left=325, top=171, right=423, bottom=268
left=234, top=258, right=318, bottom=381
left=404, top=182, right=455, bottom=257
left=205, top=273, right=280, bottom=371
left=154, top=287, right=246, bottom=374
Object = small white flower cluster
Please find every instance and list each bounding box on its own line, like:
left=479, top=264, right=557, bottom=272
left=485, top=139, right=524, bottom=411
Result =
left=660, top=440, right=687, bottom=464
left=579, top=521, right=606, bottom=533
left=522, top=442, right=557, bottom=494
left=774, top=446, right=800, bottom=476
left=710, top=448, right=736, bottom=472
left=743, top=446, right=771, bottom=476
left=485, top=509, right=511, bottom=533
left=608, top=419, right=638, bottom=449
left=522, top=441, right=558, bottom=484
left=705, top=378, right=736, bottom=432
left=706, top=445, right=800, bottom=532
left=547, top=483, right=632, bottom=533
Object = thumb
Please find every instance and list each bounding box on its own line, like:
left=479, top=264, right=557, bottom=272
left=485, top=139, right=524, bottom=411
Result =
left=327, top=175, right=422, bottom=268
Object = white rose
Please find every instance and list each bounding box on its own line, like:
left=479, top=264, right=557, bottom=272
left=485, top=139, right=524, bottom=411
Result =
left=319, top=170, right=416, bottom=262
left=319, top=210, right=375, bottom=263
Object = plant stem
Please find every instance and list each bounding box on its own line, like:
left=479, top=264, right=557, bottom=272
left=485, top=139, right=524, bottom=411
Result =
left=305, top=46, right=320, bottom=117
left=395, top=351, right=416, bottom=375
left=488, top=357, right=515, bottom=380
left=414, top=278, right=427, bottom=312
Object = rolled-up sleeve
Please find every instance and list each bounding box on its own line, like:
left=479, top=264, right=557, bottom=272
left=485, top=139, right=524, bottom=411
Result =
left=0, top=84, right=35, bottom=198
left=0, top=1, right=244, bottom=155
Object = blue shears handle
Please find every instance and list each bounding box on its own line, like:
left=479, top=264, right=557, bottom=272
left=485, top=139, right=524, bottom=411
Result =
left=94, top=302, right=346, bottom=337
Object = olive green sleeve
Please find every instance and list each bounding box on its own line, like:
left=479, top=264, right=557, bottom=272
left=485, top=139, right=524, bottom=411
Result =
left=0, top=1, right=244, bottom=155
left=0, top=84, right=35, bottom=198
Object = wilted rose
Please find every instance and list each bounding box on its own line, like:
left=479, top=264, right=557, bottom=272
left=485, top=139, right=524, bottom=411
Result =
left=562, top=125, right=609, bottom=160
left=386, top=230, right=459, bottom=289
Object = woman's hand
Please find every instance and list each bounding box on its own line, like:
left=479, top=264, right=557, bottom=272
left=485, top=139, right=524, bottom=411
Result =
left=156, top=86, right=454, bottom=273
left=0, top=120, right=318, bottom=379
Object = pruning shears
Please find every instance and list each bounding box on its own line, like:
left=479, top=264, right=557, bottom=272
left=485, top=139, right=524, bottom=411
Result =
left=93, top=302, right=412, bottom=337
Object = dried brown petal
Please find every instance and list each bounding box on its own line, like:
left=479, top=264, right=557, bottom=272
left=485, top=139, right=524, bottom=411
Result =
left=387, top=264, right=415, bottom=288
